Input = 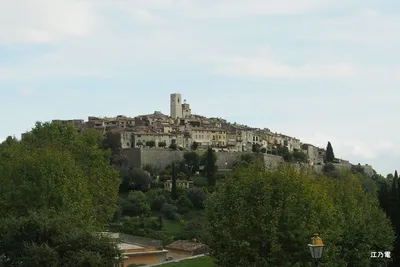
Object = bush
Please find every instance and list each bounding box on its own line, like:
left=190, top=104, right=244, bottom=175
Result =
left=161, top=203, right=178, bottom=220
left=187, top=187, right=207, bottom=210
left=120, top=191, right=150, bottom=217
left=150, top=195, right=167, bottom=211
left=145, top=140, right=156, bottom=148
left=193, top=176, right=208, bottom=187
left=169, top=143, right=177, bottom=150
left=176, top=195, right=194, bottom=214
left=158, top=142, right=166, bottom=148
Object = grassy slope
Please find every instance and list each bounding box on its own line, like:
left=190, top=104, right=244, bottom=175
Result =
left=160, top=210, right=206, bottom=236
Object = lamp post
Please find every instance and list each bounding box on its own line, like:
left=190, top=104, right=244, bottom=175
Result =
left=308, top=233, right=324, bottom=267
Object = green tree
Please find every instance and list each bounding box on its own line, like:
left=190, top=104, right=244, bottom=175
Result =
left=252, top=143, right=261, bottom=153
left=202, top=148, right=218, bottom=186
left=101, top=132, right=127, bottom=166
left=161, top=203, right=178, bottom=220
left=120, top=191, right=151, bottom=217
left=0, top=122, right=120, bottom=225
left=136, top=141, right=143, bottom=147
left=187, top=187, right=207, bottom=210
left=326, top=141, right=335, bottom=163
left=206, top=164, right=394, bottom=267
left=171, top=163, right=178, bottom=200
left=176, top=195, right=194, bottom=214
left=193, top=176, right=208, bottom=187
left=169, top=143, right=178, bottom=150
left=191, top=141, right=199, bottom=150
left=158, top=141, right=167, bottom=148
left=183, top=151, right=200, bottom=175
left=233, top=153, right=259, bottom=169
left=292, top=151, right=307, bottom=163
left=145, top=140, right=156, bottom=148
left=277, top=146, right=291, bottom=161
left=260, top=147, right=267, bottom=153
left=0, top=209, right=121, bottom=267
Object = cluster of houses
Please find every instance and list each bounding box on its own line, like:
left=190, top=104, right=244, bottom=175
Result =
left=51, top=93, right=344, bottom=166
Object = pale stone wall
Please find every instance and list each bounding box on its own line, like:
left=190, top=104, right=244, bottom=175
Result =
left=121, top=148, right=284, bottom=171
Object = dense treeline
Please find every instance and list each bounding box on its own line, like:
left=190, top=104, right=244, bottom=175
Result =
left=0, top=123, right=121, bottom=266
left=378, top=170, right=400, bottom=267
left=206, top=164, right=394, bottom=267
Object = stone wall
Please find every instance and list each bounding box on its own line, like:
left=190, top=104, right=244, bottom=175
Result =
left=120, top=148, right=374, bottom=177
left=121, top=148, right=283, bottom=171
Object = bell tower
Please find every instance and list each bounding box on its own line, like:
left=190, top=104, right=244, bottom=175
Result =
left=170, top=93, right=183, bottom=119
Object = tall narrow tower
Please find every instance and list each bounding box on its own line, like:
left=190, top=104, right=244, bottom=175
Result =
left=170, top=93, right=183, bottom=119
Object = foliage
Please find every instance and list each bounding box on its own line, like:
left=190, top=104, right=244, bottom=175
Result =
left=252, top=143, right=261, bottom=153
left=120, top=191, right=151, bottom=217
left=120, top=167, right=152, bottom=191
left=143, top=164, right=159, bottom=177
left=0, top=209, right=121, bottom=267
left=191, top=141, right=199, bottom=151
left=187, top=188, right=207, bottom=210
left=233, top=153, right=259, bottom=169
left=146, top=188, right=171, bottom=211
left=322, top=163, right=340, bottom=178
left=119, top=217, right=173, bottom=245
left=158, top=141, right=167, bottom=148
left=102, top=132, right=122, bottom=153
left=277, top=146, right=292, bottom=161
left=193, top=176, right=208, bottom=187
left=0, top=122, right=120, bottom=226
left=176, top=195, right=194, bottom=214
left=260, top=147, right=267, bottom=153
left=136, top=141, right=143, bottom=146
left=145, top=140, right=156, bottom=148
left=161, top=203, right=179, bottom=220
left=378, top=170, right=400, bottom=266
left=171, top=163, right=178, bottom=200
left=326, top=141, right=335, bottom=163
left=169, top=143, right=178, bottom=150
left=205, top=164, right=394, bottom=267
left=291, top=151, right=307, bottom=163
left=183, top=151, right=201, bottom=175
left=201, top=148, right=218, bottom=186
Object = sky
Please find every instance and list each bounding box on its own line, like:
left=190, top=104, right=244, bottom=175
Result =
left=0, top=0, right=399, bottom=176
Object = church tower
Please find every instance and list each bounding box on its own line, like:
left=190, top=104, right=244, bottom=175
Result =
left=170, top=93, right=183, bottom=119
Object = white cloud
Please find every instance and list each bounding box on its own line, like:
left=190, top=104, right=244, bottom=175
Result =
left=131, top=0, right=336, bottom=18
left=0, top=0, right=97, bottom=44
left=303, top=9, right=400, bottom=44
left=19, top=89, right=36, bottom=96
left=211, top=56, right=358, bottom=79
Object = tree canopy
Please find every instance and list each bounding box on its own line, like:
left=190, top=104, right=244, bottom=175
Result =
left=326, top=142, right=335, bottom=163
left=0, top=122, right=122, bottom=266
left=205, top=164, right=394, bottom=267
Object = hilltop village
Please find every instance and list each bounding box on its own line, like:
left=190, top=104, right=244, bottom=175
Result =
left=51, top=93, right=373, bottom=175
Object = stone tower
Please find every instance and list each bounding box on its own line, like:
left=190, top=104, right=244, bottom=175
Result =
left=170, top=93, right=183, bottom=119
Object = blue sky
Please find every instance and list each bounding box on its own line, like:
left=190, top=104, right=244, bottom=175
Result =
left=1, top=0, right=400, bottom=175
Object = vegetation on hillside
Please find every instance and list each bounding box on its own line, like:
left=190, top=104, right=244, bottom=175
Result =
left=0, top=122, right=121, bottom=266
left=1, top=122, right=399, bottom=267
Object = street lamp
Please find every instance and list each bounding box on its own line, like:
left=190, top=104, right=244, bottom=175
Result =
left=308, top=233, right=324, bottom=267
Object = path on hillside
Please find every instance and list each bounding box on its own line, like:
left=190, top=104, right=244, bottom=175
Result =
left=144, top=254, right=206, bottom=266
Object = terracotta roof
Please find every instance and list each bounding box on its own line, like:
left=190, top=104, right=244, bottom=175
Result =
left=165, top=240, right=207, bottom=252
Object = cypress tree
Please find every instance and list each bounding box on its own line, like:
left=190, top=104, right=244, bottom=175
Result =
left=171, top=162, right=178, bottom=200
left=205, top=147, right=217, bottom=186
left=326, top=142, right=335, bottom=163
